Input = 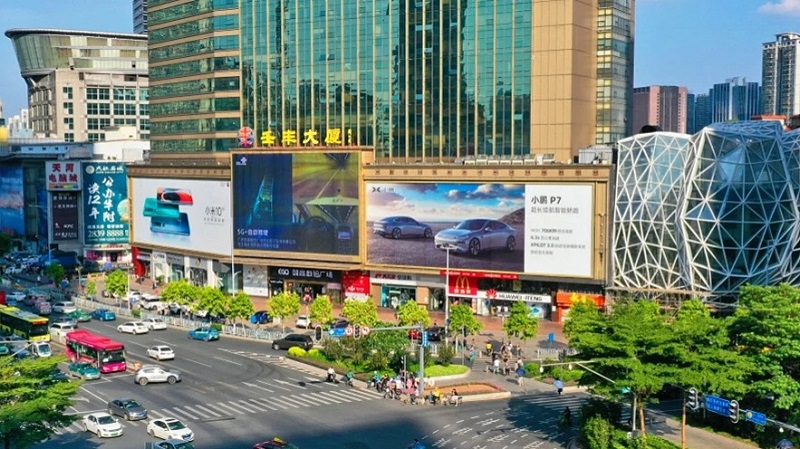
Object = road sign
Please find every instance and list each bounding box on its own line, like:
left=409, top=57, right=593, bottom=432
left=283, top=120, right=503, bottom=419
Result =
left=345, top=326, right=354, bottom=336
left=705, top=395, right=731, bottom=417
left=362, top=326, right=371, bottom=336
left=421, top=332, right=429, bottom=348
left=744, top=410, right=767, bottom=426
left=328, top=327, right=346, bottom=337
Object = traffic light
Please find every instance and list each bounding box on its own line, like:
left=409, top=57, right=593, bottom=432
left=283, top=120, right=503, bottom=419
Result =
left=686, top=388, right=699, bottom=410
left=354, top=324, right=361, bottom=339
left=314, top=325, right=323, bottom=341
left=729, top=399, right=739, bottom=423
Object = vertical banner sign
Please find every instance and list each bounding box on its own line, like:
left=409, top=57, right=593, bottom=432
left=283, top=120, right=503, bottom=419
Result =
left=82, top=162, right=130, bottom=245
left=45, top=161, right=81, bottom=191
left=51, top=191, right=80, bottom=241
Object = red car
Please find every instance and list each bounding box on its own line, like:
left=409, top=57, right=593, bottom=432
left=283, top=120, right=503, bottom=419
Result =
left=253, top=437, right=299, bottom=449
left=408, top=326, right=445, bottom=341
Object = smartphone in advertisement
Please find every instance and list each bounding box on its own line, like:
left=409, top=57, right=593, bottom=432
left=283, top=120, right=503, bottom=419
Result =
left=150, top=213, right=190, bottom=236
left=157, top=188, right=194, bottom=206
left=143, top=198, right=181, bottom=220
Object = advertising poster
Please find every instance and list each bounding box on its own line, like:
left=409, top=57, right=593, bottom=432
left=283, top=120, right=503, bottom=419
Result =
left=131, top=178, right=232, bottom=256
left=366, top=182, right=594, bottom=278
left=51, top=192, right=79, bottom=241
left=232, top=152, right=360, bottom=256
left=242, top=265, right=269, bottom=296
left=45, top=161, right=81, bottom=191
left=82, top=162, right=130, bottom=245
left=0, top=165, right=25, bottom=236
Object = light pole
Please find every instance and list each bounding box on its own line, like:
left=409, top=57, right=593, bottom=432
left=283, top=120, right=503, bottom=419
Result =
left=444, top=244, right=453, bottom=345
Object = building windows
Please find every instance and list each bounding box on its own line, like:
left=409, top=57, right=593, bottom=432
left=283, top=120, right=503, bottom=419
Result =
left=63, top=102, right=73, bottom=115
left=113, top=88, right=137, bottom=101
left=62, top=86, right=73, bottom=100
left=139, top=104, right=149, bottom=115
left=64, top=133, right=74, bottom=142
left=88, top=133, right=104, bottom=142
left=63, top=117, right=74, bottom=130
left=113, top=104, right=136, bottom=116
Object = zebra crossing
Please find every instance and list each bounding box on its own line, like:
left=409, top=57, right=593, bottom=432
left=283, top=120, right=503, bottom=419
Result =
left=518, top=392, right=632, bottom=424
left=216, top=348, right=324, bottom=376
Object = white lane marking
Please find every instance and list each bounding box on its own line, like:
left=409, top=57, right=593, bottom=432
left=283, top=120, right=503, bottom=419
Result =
left=273, top=396, right=303, bottom=408
left=79, top=386, right=108, bottom=404
left=318, top=390, right=353, bottom=403
left=171, top=406, right=200, bottom=420
left=149, top=409, right=166, bottom=419
left=162, top=407, right=195, bottom=421
left=249, top=398, right=279, bottom=411
left=297, top=394, right=331, bottom=406
left=281, top=395, right=317, bottom=407
left=155, top=339, right=172, bottom=345
left=191, top=404, right=221, bottom=417
left=183, top=358, right=213, bottom=368
left=273, top=379, right=306, bottom=389
left=225, top=401, right=257, bottom=414
left=213, top=402, right=245, bottom=415
left=241, top=400, right=271, bottom=412
left=325, top=389, right=364, bottom=402
left=213, top=356, right=242, bottom=366
left=126, top=341, right=147, bottom=348
left=306, top=393, right=337, bottom=405
left=242, top=381, right=275, bottom=393
left=257, top=379, right=291, bottom=392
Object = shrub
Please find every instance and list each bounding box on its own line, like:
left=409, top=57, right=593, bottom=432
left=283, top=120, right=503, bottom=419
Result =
left=437, top=343, right=456, bottom=366
left=523, top=362, right=540, bottom=378
left=288, top=347, right=308, bottom=357
left=580, top=398, right=622, bottom=429
left=552, top=366, right=583, bottom=382
left=580, top=416, right=613, bottom=449
left=424, top=364, right=470, bottom=377
left=321, top=337, right=345, bottom=362
left=210, top=323, right=223, bottom=332
left=367, top=350, right=389, bottom=371
left=307, top=348, right=323, bottom=359
left=131, top=309, right=141, bottom=318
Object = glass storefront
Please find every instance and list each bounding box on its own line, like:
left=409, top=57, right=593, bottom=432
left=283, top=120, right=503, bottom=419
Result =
left=380, top=285, right=415, bottom=310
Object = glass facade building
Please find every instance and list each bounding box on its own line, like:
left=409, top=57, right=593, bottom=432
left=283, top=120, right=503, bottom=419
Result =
left=615, top=121, right=800, bottom=298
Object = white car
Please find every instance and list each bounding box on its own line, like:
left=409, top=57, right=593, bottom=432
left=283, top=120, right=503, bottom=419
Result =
left=4, top=266, right=22, bottom=275
left=117, top=321, right=150, bottom=335
left=295, top=315, right=311, bottom=328
left=52, top=301, right=77, bottom=314
left=147, top=345, right=175, bottom=361
left=7, top=291, right=26, bottom=302
left=50, top=322, right=76, bottom=339
left=146, top=417, right=194, bottom=442
left=142, top=318, right=168, bottom=331
left=82, top=412, right=123, bottom=438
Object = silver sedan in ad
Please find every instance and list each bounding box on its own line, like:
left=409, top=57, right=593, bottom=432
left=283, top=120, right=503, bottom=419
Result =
left=434, top=219, right=517, bottom=256
left=373, top=216, right=433, bottom=239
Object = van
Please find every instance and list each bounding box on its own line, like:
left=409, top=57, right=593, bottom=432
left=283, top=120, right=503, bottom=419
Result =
left=30, top=341, right=52, bottom=358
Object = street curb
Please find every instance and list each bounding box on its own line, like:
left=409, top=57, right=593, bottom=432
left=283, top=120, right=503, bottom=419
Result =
left=425, top=371, right=471, bottom=383
left=461, top=391, right=512, bottom=402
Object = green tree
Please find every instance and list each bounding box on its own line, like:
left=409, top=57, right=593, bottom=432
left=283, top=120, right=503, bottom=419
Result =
left=105, top=269, right=128, bottom=298
left=226, top=292, right=255, bottom=328
left=580, top=415, right=614, bottom=449
left=341, top=299, right=379, bottom=327
left=396, top=301, right=431, bottom=327
left=309, top=295, right=334, bottom=326
left=503, top=301, right=539, bottom=343
left=268, top=291, right=301, bottom=332
left=45, top=263, right=65, bottom=285
left=160, top=279, right=198, bottom=317
left=448, top=304, right=482, bottom=336
left=196, top=286, right=227, bottom=318
left=0, top=356, right=82, bottom=449
left=85, top=281, right=97, bottom=298
left=0, top=235, right=11, bottom=256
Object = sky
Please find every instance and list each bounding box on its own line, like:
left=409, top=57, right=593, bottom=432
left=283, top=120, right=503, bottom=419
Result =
left=1, top=0, right=800, bottom=117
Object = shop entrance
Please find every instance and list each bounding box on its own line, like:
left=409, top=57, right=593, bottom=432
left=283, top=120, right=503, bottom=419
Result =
left=286, top=281, right=327, bottom=307
left=380, top=285, right=415, bottom=309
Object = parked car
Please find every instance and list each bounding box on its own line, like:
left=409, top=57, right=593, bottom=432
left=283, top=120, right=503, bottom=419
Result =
left=52, top=301, right=77, bottom=314
left=142, top=318, right=168, bottom=331
left=253, top=437, right=300, bottom=449
left=138, top=294, right=165, bottom=311
left=373, top=216, right=433, bottom=239
left=152, top=439, right=196, bottom=449
left=434, top=218, right=518, bottom=256
left=327, top=318, right=349, bottom=330
left=295, top=315, right=310, bottom=329
left=409, top=325, right=445, bottom=342
left=30, top=341, right=52, bottom=358
left=272, top=334, right=313, bottom=351
left=147, top=417, right=194, bottom=442
left=188, top=326, right=219, bottom=341
left=68, top=362, right=100, bottom=380
left=4, top=266, right=22, bottom=275
left=107, top=398, right=148, bottom=421
left=147, top=345, right=175, bottom=361
left=82, top=412, right=123, bottom=438
left=67, top=309, right=92, bottom=322
left=250, top=310, right=273, bottom=325
left=134, top=365, right=182, bottom=386
left=91, top=309, right=117, bottom=321
left=117, top=321, right=150, bottom=335
left=34, top=300, right=51, bottom=315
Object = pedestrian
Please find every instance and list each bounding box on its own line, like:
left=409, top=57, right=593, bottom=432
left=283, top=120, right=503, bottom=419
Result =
left=492, top=357, right=500, bottom=375
left=555, top=379, right=565, bottom=396
left=516, top=364, right=526, bottom=386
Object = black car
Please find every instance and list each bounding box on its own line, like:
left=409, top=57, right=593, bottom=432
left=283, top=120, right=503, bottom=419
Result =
left=272, top=334, right=314, bottom=351
left=107, top=398, right=148, bottom=421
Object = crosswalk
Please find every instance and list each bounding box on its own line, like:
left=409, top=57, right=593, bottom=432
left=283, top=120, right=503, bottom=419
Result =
left=216, top=348, right=323, bottom=377
left=517, top=393, right=632, bottom=424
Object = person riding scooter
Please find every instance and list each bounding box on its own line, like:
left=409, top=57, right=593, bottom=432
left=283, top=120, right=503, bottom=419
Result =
left=326, top=367, right=336, bottom=383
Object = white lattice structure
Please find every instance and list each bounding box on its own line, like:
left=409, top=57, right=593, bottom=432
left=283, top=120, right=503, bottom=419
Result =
left=614, top=121, right=800, bottom=298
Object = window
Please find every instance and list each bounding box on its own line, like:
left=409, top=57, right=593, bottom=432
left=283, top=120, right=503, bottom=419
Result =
left=125, top=104, right=137, bottom=116
left=86, top=88, right=98, bottom=100
left=62, top=87, right=73, bottom=100
left=99, top=104, right=110, bottom=115
left=88, top=133, right=104, bottom=142
left=64, top=133, right=74, bottom=142
left=114, top=104, right=125, bottom=115
left=87, top=103, right=99, bottom=115
left=139, top=104, right=149, bottom=116
left=88, top=118, right=100, bottom=130
left=63, top=118, right=74, bottom=130
left=98, top=89, right=110, bottom=100
left=63, top=102, right=73, bottom=115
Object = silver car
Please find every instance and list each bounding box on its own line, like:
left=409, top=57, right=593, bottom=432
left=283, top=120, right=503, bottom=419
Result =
left=434, top=219, right=517, bottom=256
left=134, top=365, right=182, bottom=386
left=373, top=216, right=432, bottom=239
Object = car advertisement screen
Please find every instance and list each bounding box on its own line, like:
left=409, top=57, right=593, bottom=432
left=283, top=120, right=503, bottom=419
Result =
left=232, top=152, right=360, bottom=256
left=0, top=165, right=24, bottom=236
left=131, top=178, right=232, bottom=256
left=366, top=183, right=595, bottom=278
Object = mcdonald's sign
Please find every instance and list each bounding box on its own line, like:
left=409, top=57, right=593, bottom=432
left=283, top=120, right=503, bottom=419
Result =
left=449, top=275, right=478, bottom=296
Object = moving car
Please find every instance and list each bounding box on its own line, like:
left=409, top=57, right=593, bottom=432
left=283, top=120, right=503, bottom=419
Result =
left=138, top=294, right=166, bottom=311
left=82, top=412, right=123, bottom=438
left=188, top=326, right=219, bottom=341
left=142, top=317, right=168, bottom=330
left=147, top=345, right=175, bottom=361
left=134, top=365, right=182, bottom=386
left=30, top=341, right=52, bottom=358
left=147, top=417, right=195, bottom=442
left=91, top=308, right=116, bottom=321
left=6, top=291, right=25, bottom=304
left=434, top=218, right=517, bottom=256
left=50, top=322, right=76, bottom=339
left=52, top=301, right=77, bottom=314
left=51, top=315, right=78, bottom=328
left=253, top=437, right=300, bottom=449
left=272, top=333, right=313, bottom=351
left=373, top=216, right=433, bottom=239
left=117, top=321, right=150, bottom=335
left=67, top=309, right=92, bottom=322
left=295, top=315, right=311, bottom=329
left=68, top=361, right=101, bottom=380
left=152, top=439, right=196, bottom=449
left=107, top=398, right=148, bottom=421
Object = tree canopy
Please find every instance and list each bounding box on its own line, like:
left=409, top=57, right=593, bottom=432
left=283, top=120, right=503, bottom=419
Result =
left=396, top=300, right=432, bottom=327
left=503, top=301, right=539, bottom=342
left=268, top=291, right=301, bottom=327
left=104, top=269, right=128, bottom=298
left=196, top=286, right=227, bottom=318
left=45, top=264, right=64, bottom=285
left=448, top=304, right=482, bottom=336
left=309, top=295, right=334, bottom=326
left=342, top=299, right=379, bottom=327
left=160, top=279, right=198, bottom=315
left=226, top=292, right=255, bottom=326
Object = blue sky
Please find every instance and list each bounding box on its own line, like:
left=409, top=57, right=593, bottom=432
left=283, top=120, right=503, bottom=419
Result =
left=1, top=0, right=799, bottom=117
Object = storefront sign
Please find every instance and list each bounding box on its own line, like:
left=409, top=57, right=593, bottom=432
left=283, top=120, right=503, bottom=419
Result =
left=342, top=271, right=370, bottom=299
left=82, top=162, right=129, bottom=245
left=269, top=266, right=340, bottom=282
left=259, top=128, right=356, bottom=147
left=481, top=290, right=552, bottom=303
left=136, top=252, right=151, bottom=261
left=152, top=252, right=167, bottom=263
left=166, top=254, right=184, bottom=265
left=371, top=272, right=417, bottom=286
left=556, top=292, right=605, bottom=307
left=46, top=161, right=81, bottom=191
left=439, top=270, right=519, bottom=280
left=51, top=191, right=79, bottom=241
left=448, top=275, right=478, bottom=296
left=243, top=265, right=269, bottom=297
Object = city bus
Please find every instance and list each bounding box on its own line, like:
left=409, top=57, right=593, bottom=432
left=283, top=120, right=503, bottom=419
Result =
left=65, top=329, right=126, bottom=373
left=0, top=305, right=50, bottom=341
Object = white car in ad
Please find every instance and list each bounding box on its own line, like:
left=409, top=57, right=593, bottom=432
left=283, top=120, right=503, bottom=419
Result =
left=142, top=318, right=168, bottom=331
left=117, top=321, right=150, bottom=335
left=147, top=345, right=175, bottom=361
left=82, top=412, right=123, bottom=438
left=146, top=417, right=194, bottom=442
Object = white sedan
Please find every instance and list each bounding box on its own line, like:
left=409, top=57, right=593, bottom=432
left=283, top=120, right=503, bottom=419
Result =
left=142, top=318, right=168, bottom=331
left=146, top=417, right=194, bottom=442
left=82, top=412, right=123, bottom=438
left=117, top=321, right=150, bottom=335
left=52, top=301, right=77, bottom=314
left=147, top=345, right=175, bottom=361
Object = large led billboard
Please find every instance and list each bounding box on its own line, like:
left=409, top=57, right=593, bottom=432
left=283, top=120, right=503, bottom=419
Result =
left=232, top=152, right=360, bottom=257
left=0, top=165, right=24, bottom=236
left=83, top=162, right=129, bottom=245
left=131, top=178, right=232, bottom=256
left=366, top=182, right=594, bottom=278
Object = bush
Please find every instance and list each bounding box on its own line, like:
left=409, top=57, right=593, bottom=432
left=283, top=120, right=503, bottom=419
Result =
left=367, top=350, right=389, bottom=371
left=321, top=337, right=345, bottom=362
left=552, top=366, right=583, bottom=382
left=210, top=323, right=223, bottom=332
left=288, top=347, right=308, bottom=357
left=424, top=364, right=470, bottom=377
left=523, top=362, right=540, bottom=378
left=580, top=416, right=613, bottom=449
left=307, top=348, right=323, bottom=359
left=437, top=343, right=456, bottom=366
left=580, top=398, right=622, bottom=429
left=131, top=309, right=141, bottom=318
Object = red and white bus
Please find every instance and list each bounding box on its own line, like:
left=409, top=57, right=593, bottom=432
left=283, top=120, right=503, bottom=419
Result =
left=65, top=329, right=126, bottom=373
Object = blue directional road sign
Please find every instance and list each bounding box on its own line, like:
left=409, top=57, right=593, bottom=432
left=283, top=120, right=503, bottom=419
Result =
left=421, top=332, right=429, bottom=348
left=744, top=410, right=767, bottom=426
left=705, top=395, right=731, bottom=417
left=328, top=327, right=346, bottom=337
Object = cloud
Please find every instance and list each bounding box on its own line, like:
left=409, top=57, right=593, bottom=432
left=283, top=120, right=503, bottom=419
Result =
left=759, top=0, right=800, bottom=15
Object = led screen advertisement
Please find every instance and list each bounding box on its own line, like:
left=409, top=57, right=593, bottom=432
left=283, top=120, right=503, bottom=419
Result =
left=83, top=162, right=129, bottom=245
left=51, top=191, right=79, bottom=241
left=232, top=152, right=360, bottom=257
left=131, top=178, right=232, bottom=256
left=366, top=183, right=595, bottom=278
left=0, top=165, right=25, bottom=236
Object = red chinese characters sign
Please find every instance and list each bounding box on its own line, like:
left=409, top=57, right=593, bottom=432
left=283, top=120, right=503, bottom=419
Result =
left=46, top=161, right=81, bottom=191
left=342, top=270, right=371, bottom=299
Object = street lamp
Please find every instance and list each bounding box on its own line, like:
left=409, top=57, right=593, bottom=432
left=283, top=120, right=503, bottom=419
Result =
left=443, top=244, right=455, bottom=345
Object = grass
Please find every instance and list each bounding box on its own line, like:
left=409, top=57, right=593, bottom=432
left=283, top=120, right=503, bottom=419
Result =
left=425, top=364, right=470, bottom=377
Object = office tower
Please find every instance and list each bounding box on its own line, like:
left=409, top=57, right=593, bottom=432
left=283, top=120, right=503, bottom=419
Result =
left=596, top=0, right=635, bottom=143
left=5, top=29, right=149, bottom=142
left=710, top=77, right=761, bottom=122
left=133, top=0, right=148, bottom=34
left=632, top=86, right=688, bottom=134
left=688, top=93, right=712, bottom=133
left=146, top=0, right=240, bottom=152
left=763, top=33, right=800, bottom=117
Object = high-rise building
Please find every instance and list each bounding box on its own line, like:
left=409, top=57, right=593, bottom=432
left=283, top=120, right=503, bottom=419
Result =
left=596, top=0, right=635, bottom=144
left=146, top=0, right=240, bottom=152
left=762, top=33, right=800, bottom=117
left=5, top=29, right=149, bottom=142
left=631, top=85, right=688, bottom=133
left=133, top=0, right=148, bottom=34
left=687, top=93, right=711, bottom=134
left=709, top=77, right=761, bottom=122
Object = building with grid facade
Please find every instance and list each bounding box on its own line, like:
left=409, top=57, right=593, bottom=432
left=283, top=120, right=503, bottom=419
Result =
left=134, top=0, right=148, bottom=34
left=763, top=33, right=800, bottom=118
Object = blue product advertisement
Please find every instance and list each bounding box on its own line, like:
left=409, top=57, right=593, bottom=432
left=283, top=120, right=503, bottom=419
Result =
left=0, top=165, right=25, bottom=236
left=82, top=162, right=130, bottom=245
left=37, top=187, right=48, bottom=241
left=231, top=152, right=360, bottom=256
